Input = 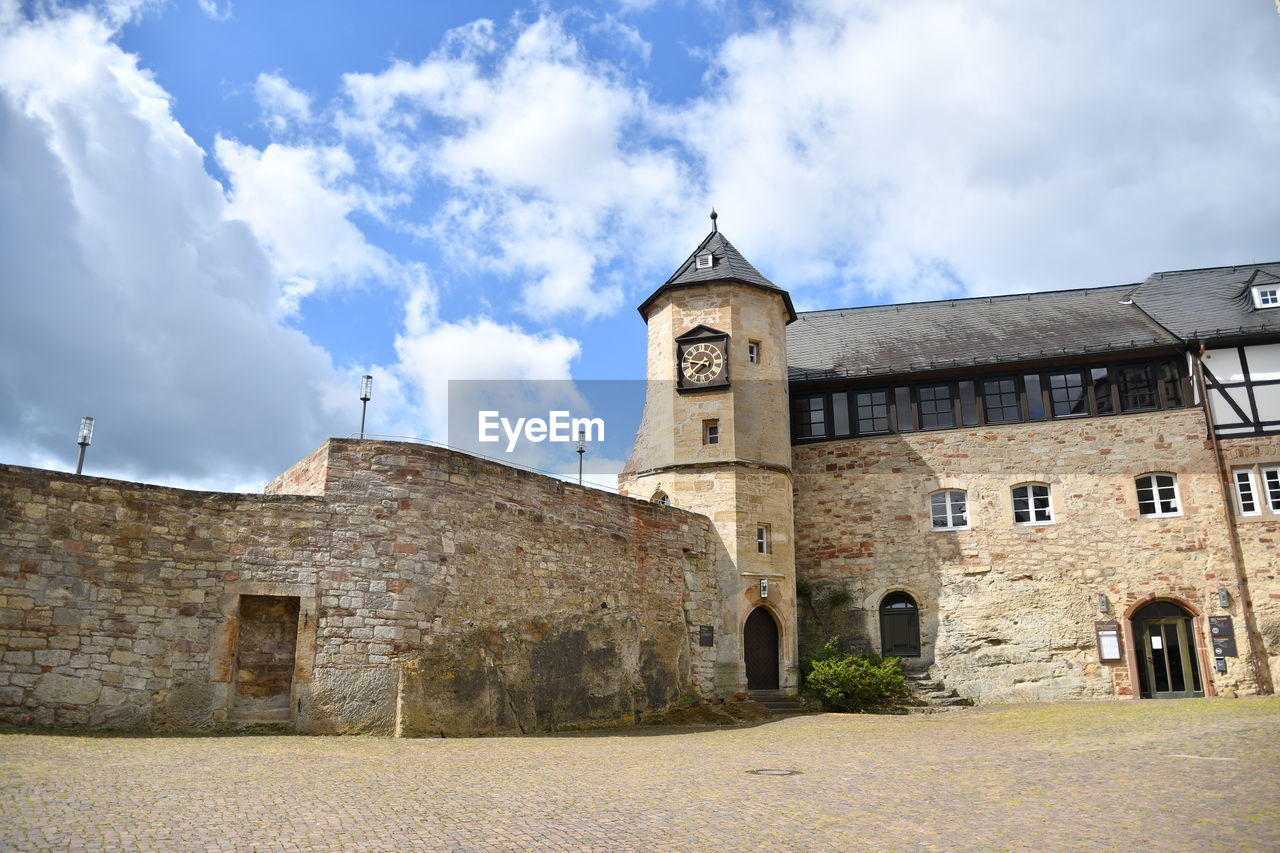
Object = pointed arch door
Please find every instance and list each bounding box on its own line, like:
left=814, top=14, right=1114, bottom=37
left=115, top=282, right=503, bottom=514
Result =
left=744, top=607, right=780, bottom=690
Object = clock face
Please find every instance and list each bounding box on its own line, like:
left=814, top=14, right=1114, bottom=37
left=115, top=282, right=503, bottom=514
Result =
left=680, top=341, right=725, bottom=384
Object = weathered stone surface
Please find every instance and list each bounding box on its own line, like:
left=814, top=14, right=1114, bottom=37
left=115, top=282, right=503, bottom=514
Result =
left=0, top=442, right=718, bottom=734
left=792, top=408, right=1273, bottom=703
left=32, top=673, right=101, bottom=705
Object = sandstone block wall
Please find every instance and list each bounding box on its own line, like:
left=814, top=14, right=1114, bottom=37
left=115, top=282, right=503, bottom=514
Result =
left=0, top=440, right=720, bottom=734
left=792, top=408, right=1268, bottom=703
left=0, top=468, right=323, bottom=729
left=1217, top=435, right=1280, bottom=692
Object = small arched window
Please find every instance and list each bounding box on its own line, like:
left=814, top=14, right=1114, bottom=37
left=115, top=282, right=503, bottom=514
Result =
left=929, top=490, right=968, bottom=531
left=1012, top=483, right=1052, bottom=524
left=651, top=490, right=670, bottom=506
left=1135, top=473, right=1180, bottom=517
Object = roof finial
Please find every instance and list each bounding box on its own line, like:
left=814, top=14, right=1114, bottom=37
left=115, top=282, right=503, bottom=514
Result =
left=709, top=208, right=718, bottom=232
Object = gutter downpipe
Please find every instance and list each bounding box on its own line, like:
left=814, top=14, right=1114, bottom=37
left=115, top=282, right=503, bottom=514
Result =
left=1193, top=342, right=1274, bottom=694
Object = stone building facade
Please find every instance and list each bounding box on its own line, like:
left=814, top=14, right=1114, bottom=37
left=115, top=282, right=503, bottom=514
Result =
left=1, top=223, right=1277, bottom=733
left=621, top=230, right=1277, bottom=704
left=0, top=442, right=722, bottom=733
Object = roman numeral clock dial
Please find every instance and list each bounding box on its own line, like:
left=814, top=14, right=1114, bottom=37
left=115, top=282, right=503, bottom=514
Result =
left=679, top=341, right=727, bottom=387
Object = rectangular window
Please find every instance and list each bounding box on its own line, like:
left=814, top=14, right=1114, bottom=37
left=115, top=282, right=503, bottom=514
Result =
left=1048, top=371, right=1089, bottom=417
left=1023, top=374, right=1046, bottom=420
left=1157, top=361, right=1184, bottom=408
left=792, top=395, right=826, bottom=439
left=756, top=523, right=771, bottom=554
left=831, top=392, right=851, bottom=437
left=1136, top=473, right=1180, bottom=517
left=894, top=387, right=915, bottom=432
left=703, top=420, right=719, bottom=445
left=855, top=390, right=891, bottom=434
left=930, top=491, right=968, bottom=530
left=747, top=341, right=760, bottom=363
left=1012, top=484, right=1052, bottom=524
left=957, top=380, right=980, bottom=426
left=1117, top=364, right=1158, bottom=412
left=1254, top=286, right=1279, bottom=308
left=918, top=384, right=956, bottom=430
left=1264, top=467, right=1280, bottom=513
left=1233, top=468, right=1259, bottom=516
left=981, top=378, right=1022, bottom=424
left=1091, top=367, right=1115, bottom=415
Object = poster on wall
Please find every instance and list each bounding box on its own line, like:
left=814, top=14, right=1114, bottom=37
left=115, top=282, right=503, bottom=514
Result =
left=1095, top=621, right=1122, bottom=661
left=1209, top=615, right=1237, bottom=657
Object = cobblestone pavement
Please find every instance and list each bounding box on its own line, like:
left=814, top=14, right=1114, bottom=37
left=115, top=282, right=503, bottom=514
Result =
left=2, top=698, right=1278, bottom=852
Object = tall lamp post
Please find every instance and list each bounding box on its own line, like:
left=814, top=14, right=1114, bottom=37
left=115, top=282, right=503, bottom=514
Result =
left=75, top=416, right=94, bottom=475
left=359, top=375, right=372, bottom=439
left=576, top=427, right=586, bottom=486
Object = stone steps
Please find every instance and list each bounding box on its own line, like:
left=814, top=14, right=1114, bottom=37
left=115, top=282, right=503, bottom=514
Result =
left=902, top=670, right=973, bottom=711
left=748, top=690, right=809, bottom=716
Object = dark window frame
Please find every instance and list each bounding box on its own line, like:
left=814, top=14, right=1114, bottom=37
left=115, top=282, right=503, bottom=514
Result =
left=853, top=388, right=893, bottom=436
left=916, top=383, right=959, bottom=431
left=789, top=358, right=1190, bottom=445
left=979, top=376, right=1024, bottom=425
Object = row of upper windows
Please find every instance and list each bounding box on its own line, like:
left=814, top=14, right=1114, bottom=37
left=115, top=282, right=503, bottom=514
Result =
left=929, top=474, right=1181, bottom=531
left=1231, top=464, right=1280, bottom=518
left=792, top=358, right=1188, bottom=442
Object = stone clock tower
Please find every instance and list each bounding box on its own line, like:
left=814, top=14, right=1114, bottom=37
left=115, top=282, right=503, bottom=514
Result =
left=620, top=215, right=799, bottom=695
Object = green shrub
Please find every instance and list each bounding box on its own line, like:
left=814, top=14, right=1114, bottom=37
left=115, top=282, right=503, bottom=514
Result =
left=804, top=649, right=906, bottom=712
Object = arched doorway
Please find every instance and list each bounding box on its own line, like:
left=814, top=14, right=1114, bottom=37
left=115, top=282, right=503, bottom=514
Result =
left=880, top=592, right=921, bottom=658
left=1132, top=600, right=1204, bottom=699
left=744, top=607, right=779, bottom=690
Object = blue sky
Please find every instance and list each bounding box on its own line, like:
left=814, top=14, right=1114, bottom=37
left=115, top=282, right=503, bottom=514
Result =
left=2, top=0, right=1279, bottom=491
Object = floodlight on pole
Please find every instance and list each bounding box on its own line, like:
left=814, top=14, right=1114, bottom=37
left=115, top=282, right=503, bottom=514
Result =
left=75, top=416, right=94, bottom=475
left=359, top=375, right=373, bottom=440
left=576, top=428, right=586, bottom=486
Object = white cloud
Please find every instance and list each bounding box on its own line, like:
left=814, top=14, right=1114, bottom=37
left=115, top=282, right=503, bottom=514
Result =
left=677, top=0, right=1280, bottom=304
left=0, top=8, right=347, bottom=490
left=255, top=71, right=312, bottom=133
left=339, top=13, right=693, bottom=319
left=394, top=296, right=581, bottom=443
left=196, top=0, right=232, bottom=22
left=215, top=138, right=396, bottom=308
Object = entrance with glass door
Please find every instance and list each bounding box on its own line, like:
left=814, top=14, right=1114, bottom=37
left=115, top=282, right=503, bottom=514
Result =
left=1132, top=600, right=1204, bottom=699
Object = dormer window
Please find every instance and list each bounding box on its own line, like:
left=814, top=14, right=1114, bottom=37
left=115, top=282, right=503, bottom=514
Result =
left=1253, top=285, right=1279, bottom=309
left=695, top=252, right=714, bottom=270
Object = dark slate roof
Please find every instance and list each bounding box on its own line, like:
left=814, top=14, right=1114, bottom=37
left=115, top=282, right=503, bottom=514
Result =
left=787, top=284, right=1182, bottom=382
left=639, top=230, right=797, bottom=322
left=1128, top=262, right=1280, bottom=340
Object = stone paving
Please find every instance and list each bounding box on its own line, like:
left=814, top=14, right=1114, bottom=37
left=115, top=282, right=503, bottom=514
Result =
left=2, top=698, right=1278, bottom=852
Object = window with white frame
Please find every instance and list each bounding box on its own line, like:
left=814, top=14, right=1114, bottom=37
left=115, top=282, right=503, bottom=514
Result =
left=1233, top=468, right=1260, bottom=516
left=1265, top=467, right=1280, bottom=513
left=930, top=490, right=968, bottom=530
left=1230, top=464, right=1280, bottom=516
left=1135, top=473, right=1181, bottom=517
left=756, top=523, right=772, bottom=554
left=1012, top=484, right=1053, bottom=524
left=748, top=341, right=760, bottom=364
left=696, top=252, right=714, bottom=270
left=1253, top=286, right=1279, bottom=309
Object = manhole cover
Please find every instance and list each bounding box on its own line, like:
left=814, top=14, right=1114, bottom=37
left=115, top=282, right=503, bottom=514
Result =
left=746, top=769, right=801, bottom=776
